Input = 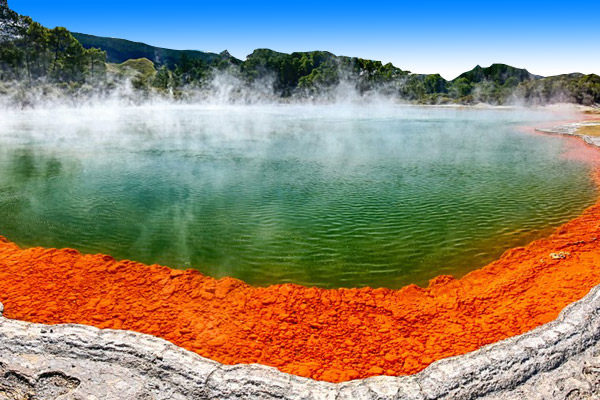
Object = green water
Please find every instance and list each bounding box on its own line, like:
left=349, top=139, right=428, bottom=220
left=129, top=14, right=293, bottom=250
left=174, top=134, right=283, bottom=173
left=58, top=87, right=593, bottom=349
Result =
left=0, top=105, right=596, bottom=288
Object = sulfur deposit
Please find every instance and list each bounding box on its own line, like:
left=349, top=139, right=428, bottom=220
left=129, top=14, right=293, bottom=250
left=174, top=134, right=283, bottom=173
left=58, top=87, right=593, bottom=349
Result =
left=1, top=166, right=600, bottom=383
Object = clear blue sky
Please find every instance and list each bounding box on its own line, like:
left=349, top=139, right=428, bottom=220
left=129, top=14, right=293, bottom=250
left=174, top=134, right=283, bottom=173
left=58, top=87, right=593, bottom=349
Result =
left=8, top=0, right=600, bottom=80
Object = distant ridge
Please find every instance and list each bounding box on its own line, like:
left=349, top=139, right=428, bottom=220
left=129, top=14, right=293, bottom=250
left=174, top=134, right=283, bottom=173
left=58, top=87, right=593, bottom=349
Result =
left=1, top=0, right=598, bottom=106
left=72, top=32, right=238, bottom=68
left=453, top=64, right=541, bottom=85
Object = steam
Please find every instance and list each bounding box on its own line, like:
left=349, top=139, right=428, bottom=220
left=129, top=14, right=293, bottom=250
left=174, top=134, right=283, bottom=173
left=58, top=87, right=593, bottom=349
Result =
left=0, top=59, right=421, bottom=110
left=0, top=58, right=596, bottom=111
left=0, top=104, right=589, bottom=287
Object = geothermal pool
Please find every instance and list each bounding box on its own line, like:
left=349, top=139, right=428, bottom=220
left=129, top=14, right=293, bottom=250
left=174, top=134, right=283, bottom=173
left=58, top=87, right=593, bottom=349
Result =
left=0, top=105, right=595, bottom=288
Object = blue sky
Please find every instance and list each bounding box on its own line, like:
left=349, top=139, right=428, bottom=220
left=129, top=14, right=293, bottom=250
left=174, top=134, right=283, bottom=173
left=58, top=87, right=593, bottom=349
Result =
left=8, top=0, right=600, bottom=80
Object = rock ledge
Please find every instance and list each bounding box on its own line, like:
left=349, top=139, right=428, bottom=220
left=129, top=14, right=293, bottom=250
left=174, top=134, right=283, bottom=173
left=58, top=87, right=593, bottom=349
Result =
left=2, top=283, right=600, bottom=399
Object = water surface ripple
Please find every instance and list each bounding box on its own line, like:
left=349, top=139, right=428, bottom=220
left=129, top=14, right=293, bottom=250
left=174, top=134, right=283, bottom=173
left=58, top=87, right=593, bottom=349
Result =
left=0, top=106, right=595, bottom=288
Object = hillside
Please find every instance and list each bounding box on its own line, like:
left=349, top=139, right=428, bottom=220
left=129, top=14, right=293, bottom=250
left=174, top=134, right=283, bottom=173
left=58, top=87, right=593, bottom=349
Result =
left=0, top=0, right=599, bottom=106
left=72, top=32, right=237, bottom=68
left=453, top=64, right=541, bottom=85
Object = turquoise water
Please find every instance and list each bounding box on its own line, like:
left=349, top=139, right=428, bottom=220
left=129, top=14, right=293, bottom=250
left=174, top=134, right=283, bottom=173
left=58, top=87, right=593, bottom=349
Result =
left=0, top=105, right=596, bottom=288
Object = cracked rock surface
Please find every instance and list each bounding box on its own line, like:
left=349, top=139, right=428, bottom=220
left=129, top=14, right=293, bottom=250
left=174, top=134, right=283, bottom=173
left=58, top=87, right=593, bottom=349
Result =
left=2, top=284, right=600, bottom=399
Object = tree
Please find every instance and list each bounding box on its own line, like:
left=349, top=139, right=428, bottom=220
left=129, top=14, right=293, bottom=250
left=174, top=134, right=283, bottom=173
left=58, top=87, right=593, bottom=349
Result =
left=424, top=74, right=447, bottom=94
left=152, top=66, right=171, bottom=90
left=86, top=47, right=107, bottom=83
left=24, top=22, right=50, bottom=80
left=49, top=27, right=71, bottom=76
left=61, top=40, right=86, bottom=82
left=451, top=77, right=473, bottom=98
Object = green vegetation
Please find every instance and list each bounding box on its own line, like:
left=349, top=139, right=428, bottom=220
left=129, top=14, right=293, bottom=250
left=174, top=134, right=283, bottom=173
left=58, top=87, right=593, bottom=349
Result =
left=0, top=11, right=107, bottom=85
left=455, top=64, right=539, bottom=86
left=518, top=73, right=600, bottom=105
left=238, top=49, right=410, bottom=96
left=1, top=2, right=599, bottom=106
left=107, top=58, right=157, bottom=90
left=71, top=32, right=230, bottom=68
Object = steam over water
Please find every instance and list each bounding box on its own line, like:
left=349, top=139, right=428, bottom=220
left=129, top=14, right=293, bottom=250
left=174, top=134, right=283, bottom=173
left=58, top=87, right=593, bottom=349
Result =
left=0, top=105, right=596, bottom=288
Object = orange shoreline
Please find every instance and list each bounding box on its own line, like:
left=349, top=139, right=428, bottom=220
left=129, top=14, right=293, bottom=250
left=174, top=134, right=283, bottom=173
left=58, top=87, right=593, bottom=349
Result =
left=2, top=119, right=600, bottom=383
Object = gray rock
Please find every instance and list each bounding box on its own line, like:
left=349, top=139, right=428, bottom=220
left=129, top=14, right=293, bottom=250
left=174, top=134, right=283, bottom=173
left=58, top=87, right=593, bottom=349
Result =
left=0, top=1, right=27, bottom=43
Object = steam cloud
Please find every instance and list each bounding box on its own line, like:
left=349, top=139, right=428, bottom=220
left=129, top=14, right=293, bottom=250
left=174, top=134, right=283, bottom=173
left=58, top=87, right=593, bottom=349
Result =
left=1, top=62, right=589, bottom=111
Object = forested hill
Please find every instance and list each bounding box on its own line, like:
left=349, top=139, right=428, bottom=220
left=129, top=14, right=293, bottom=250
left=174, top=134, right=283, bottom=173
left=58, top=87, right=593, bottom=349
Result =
left=454, top=64, right=541, bottom=85
left=1, top=0, right=599, bottom=106
left=0, top=1, right=107, bottom=86
left=72, top=32, right=236, bottom=68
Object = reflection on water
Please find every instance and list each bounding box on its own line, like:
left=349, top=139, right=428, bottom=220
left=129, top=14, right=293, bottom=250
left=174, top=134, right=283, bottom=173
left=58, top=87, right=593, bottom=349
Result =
left=0, top=105, right=595, bottom=288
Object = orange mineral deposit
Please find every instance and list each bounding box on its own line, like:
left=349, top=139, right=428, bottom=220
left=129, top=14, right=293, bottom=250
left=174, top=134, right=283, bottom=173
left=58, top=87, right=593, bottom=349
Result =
left=2, top=174, right=600, bottom=383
